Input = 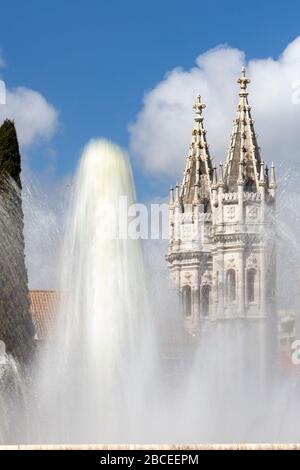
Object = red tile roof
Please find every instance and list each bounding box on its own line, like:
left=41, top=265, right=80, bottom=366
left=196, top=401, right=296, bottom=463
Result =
left=29, top=290, right=58, bottom=340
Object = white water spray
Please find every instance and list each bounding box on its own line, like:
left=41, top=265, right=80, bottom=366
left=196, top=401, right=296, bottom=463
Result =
left=20, top=141, right=300, bottom=445
left=34, top=139, right=155, bottom=443
left=0, top=342, right=26, bottom=443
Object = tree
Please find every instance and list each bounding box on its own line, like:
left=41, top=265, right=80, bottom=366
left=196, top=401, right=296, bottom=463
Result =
left=0, top=119, right=35, bottom=363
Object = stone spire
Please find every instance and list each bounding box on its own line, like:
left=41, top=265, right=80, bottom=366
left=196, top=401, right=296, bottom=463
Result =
left=224, top=67, right=261, bottom=192
left=181, top=95, right=213, bottom=210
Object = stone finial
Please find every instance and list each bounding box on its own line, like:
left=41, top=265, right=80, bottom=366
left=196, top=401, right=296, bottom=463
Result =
left=193, top=94, right=206, bottom=122
left=237, top=67, right=250, bottom=93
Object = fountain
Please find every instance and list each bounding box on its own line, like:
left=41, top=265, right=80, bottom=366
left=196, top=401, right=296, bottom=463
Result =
left=32, top=139, right=157, bottom=443
left=0, top=341, right=26, bottom=444
left=28, top=138, right=280, bottom=444
left=1, top=137, right=300, bottom=445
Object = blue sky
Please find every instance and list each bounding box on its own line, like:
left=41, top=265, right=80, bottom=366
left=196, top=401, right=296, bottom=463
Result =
left=1, top=0, right=300, bottom=200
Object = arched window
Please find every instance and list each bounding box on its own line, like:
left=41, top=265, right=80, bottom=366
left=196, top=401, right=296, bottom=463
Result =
left=182, top=285, right=192, bottom=317
left=226, top=269, right=236, bottom=303
left=247, top=269, right=256, bottom=303
left=202, top=285, right=210, bottom=317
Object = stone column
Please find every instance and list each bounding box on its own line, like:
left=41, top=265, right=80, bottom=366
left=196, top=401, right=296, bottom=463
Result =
left=237, top=249, right=245, bottom=317
left=237, top=161, right=244, bottom=224
left=211, top=254, right=218, bottom=320
left=193, top=268, right=200, bottom=325
left=217, top=186, right=224, bottom=232
left=260, top=249, right=266, bottom=316
left=217, top=251, right=225, bottom=318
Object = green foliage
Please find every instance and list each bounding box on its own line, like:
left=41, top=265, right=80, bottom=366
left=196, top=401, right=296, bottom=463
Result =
left=0, top=119, right=34, bottom=363
left=0, top=119, right=22, bottom=188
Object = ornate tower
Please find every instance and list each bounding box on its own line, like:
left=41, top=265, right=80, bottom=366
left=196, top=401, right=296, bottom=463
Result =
left=166, top=69, right=277, bottom=364
left=211, top=69, right=277, bottom=381
left=212, top=68, right=276, bottom=323
left=166, top=95, right=213, bottom=333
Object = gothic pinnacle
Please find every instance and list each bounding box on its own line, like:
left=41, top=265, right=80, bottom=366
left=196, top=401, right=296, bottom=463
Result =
left=193, top=94, right=206, bottom=122
left=180, top=93, right=213, bottom=205
left=269, top=162, right=277, bottom=189
left=259, top=161, right=265, bottom=185
left=225, top=65, right=261, bottom=191
left=169, top=186, right=174, bottom=206
left=238, top=67, right=250, bottom=95
left=218, top=162, right=224, bottom=186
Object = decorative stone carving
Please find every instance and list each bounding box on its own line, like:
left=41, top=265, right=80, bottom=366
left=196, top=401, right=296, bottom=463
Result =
left=181, top=224, right=192, bottom=239
left=244, top=192, right=261, bottom=201
left=225, top=254, right=236, bottom=269
left=180, top=213, right=193, bottom=223
left=228, top=255, right=235, bottom=265
left=247, top=206, right=258, bottom=220
left=201, top=270, right=212, bottom=286
left=226, top=206, right=236, bottom=220
left=212, top=233, right=262, bottom=244
left=247, top=252, right=258, bottom=268
left=223, top=192, right=238, bottom=202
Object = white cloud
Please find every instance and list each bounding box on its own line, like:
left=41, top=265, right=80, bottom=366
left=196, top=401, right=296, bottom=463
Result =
left=0, top=53, right=60, bottom=288
left=129, top=37, right=300, bottom=180
left=0, top=86, right=58, bottom=148
left=0, top=48, right=58, bottom=147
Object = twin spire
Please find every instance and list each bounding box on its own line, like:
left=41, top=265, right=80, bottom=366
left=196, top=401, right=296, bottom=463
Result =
left=176, top=67, right=276, bottom=207
left=225, top=67, right=262, bottom=192
left=180, top=94, right=213, bottom=208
